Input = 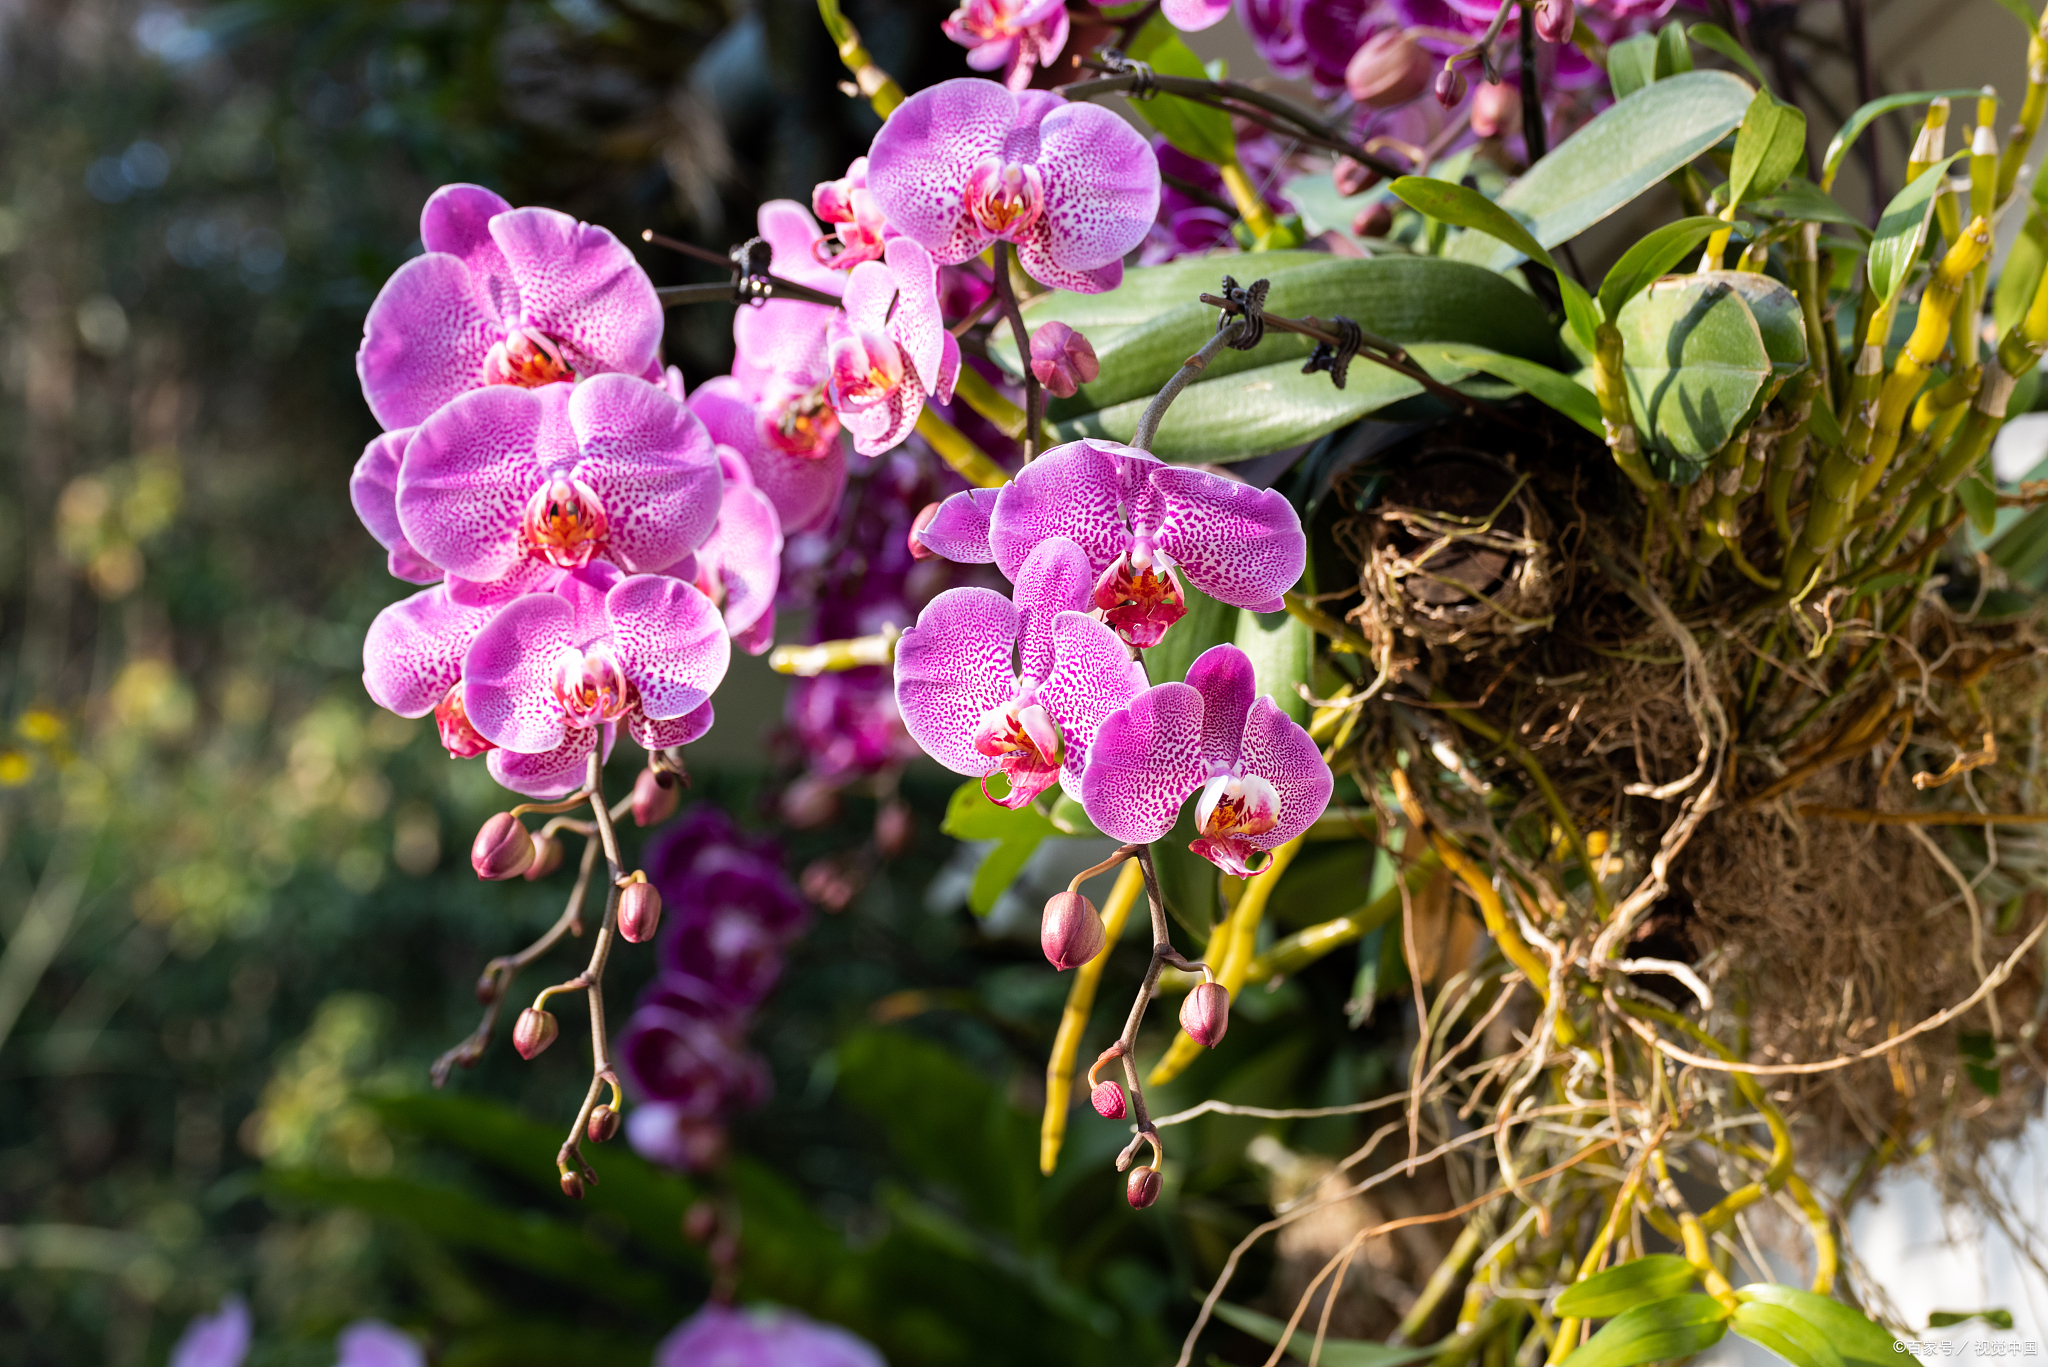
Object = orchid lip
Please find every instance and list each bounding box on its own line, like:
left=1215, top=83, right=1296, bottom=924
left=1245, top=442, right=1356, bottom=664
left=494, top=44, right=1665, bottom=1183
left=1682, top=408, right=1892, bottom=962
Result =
left=965, top=155, right=1046, bottom=237
left=435, top=681, right=495, bottom=758
left=521, top=475, right=610, bottom=569
left=763, top=387, right=841, bottom=458
left=971, top=687, right=1066, bottom=808
left=1195, top=771, right=1281, bottom=842
left=484, top=326, right=576, bottom=389
left=553, top=642, right=634, bottom=727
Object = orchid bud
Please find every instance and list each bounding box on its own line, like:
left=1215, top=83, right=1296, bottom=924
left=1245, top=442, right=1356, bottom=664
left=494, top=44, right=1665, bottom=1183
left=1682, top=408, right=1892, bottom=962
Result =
left=1434, top=66, right=1467, bottom=108
left=1091, top=1079, right=1127, bottom=1119
left=1352, top=201, right=1394, bottom=238
left=472, top=813, right=536, bottom=881
left=1126, top=1167, right=1162, bottom=1209
left=632, top=768, right=679, bottom=827
left=1346, top=30, right=1431, bottom=109
left=618, top=877, right=663, bottom=944
left=1534, top=0, right=1575, bottom=43
left=781, top=773, right=840, bottom=828
left=683, top=1201, right=719, bottom=1243
left=523, top=832, right=564, bottom=881
left=1028, top=322, right=1100, bottom=400
left=907, top=501, right=942, bottom=561
left=588, top=1104, right=621, bottom=1143
left=1180, top=981, right=1231, bottom=1049
left=560, top=1170, right=587, bottom=1200
left=1332, top=156, right=1381, bottom=197
left=513, top=1006, right=559, bottom=1060
left=1471, top=81, right=1522, bottom=139
left=1041, top=891, right=1106, bottom=970
left=801, top=855, right=862, bottom=911
left=875, top=799, right=914, bottom=858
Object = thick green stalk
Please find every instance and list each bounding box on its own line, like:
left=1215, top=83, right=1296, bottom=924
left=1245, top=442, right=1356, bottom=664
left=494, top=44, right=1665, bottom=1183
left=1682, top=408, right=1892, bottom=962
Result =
left=2000, top=25, right=2048, bottom=205
left=1789, top=222, right=1834, bottom=415
left=1957, top=93, right=1997, bottom=364
left=1767, top=372, right=1819, bottom=552
left=1593, top=321, right=1683, bottom=551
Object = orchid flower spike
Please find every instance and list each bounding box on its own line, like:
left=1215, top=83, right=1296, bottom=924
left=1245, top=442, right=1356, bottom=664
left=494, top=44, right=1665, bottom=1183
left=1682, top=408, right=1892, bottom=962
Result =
left=866, top=80, right=1160, bottom=294
left=1082, top=644, right=1332, bottom=875
left=916, top=438, right=1307, bottom=648
left=942, top=0, right=1071, bottom=91
left=825, top=238, right=962, bottom=456
left=692, top=448, right=784, bottom=655
left=895, top=536, right=1147, bottom=808
left=397, top=372, right=723, bottom=605
left=357, top=184, right=664, bottom=430
left=460, top=563, right=727, bottom=798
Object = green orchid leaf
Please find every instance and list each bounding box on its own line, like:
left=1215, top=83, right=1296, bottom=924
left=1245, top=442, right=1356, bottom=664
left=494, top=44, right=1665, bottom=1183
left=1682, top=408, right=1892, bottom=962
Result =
left=1607, top=32, right=1658, bottom=101
left=1821, top=89, right=1982, bottom=192
left=1995, top=208, right=2048, bottom=333
left=1615, top=274, right=1773, bottom=479
left=1561, top=274, right=1601, bottom=353
left=1554, top=1255, right=1699, bottom=1319
left=1655, top=19, right=1693, bottom=78
left=1234, top=607, right=1313, bottom=725
left=1929, top=1309, right=2015, bottom=1330
left=942, top=780, right=1058, bottom=915
left=1432, top=346, right=1603, bottom=434
left=1727, top=88, right=1809, bottom=208
left=1685, top=21, right=1767, bottom=85
left=1560, top=1294, right=1731, bottom=1367
left=1731, top=1301, right=1847, bottom=1367
left=1598, top=215, right=1736, bottom=319
left=1751, top=178, right=1866, bottom=228
left=1807, top=389, right=1846, bottom=447
left=1391, top=174, right=1555, bottom=269
left=1734, top=1284, right=1900, bottom=1367
left=1959, top=472, right=2001, bottom=537
left=1986, top=0, right=2038, bottom=34
left=1869, top=153, right=1969, bottom=306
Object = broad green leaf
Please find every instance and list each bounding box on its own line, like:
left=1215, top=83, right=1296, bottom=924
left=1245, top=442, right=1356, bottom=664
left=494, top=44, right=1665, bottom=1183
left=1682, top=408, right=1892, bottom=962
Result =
left=1930, top=1309, right=2015, bottom=1330
left=1145, top=579, right=1237, bottom=688
left=1554, top=1254, right=1699, bottom=1318
left=1731, top=1301, right=1846, bottom=1367
left=1616, top=275, right=1773, bottom=479
left=1235, top=607, right=1313, bottom=725
left=1727, top=89, right=1809, bottom=207
left=1751, top=179, right=1866, bottom=228
left=1869, top=154, right=1969, bottom=305
left=1821, top=89, right=1982, bottom=192
left=1048, top=793, right=1104, bottom=836
left=1696, top=270, right=1808, bottom=380
left=1433, top=346, right=1603, bottom=434
left=1445, top=71, right=1755, bottom=271
left=1735, top=1284, right=1899, bottom=1367
left=1686, top=21, right=1767, bottom=86
left=1391, top=175, right=1555, bottom=268
left=1959, top=1028, right=2002, bottom=1095
left=1655, top=20, right=1693, bottom=79
left=1560, top=1294, right=1731, bottom=1367
left=1995, top=208, right=2048, bottom=332
left=1607, top=32, right=1658, bottom=101
left=1211, top=1301, right=1443, bottom=1367
left=1124, top=17, right=1237, bottom=166
left=942, top=780, right=1058, bottom=914
left=1561, top=275, right=1601, bottom=353
left=1598, top=216, right=1735, bottom=318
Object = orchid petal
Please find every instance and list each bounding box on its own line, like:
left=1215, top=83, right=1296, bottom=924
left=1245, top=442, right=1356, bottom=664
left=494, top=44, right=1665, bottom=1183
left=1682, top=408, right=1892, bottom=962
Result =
left=734, top=298, right=834, bottom=386
left=1012, top=229, right=1125, bottom=294
left=1140, top=465, right=1307, bottom=610
left=606, top=574, right=731, bottom=720
left=1237, top=695, right=1333, bottom=847
left=917, top=487, right=999, bottom=563
left=1011, top=536, right=1096, bottom=682
left=1183, top=643, right=1256, bottom=769
left=866, top=79, right=1012, bottom=265
left=566, top=373, right=724, bottom=571
left=1038, top=612, right=1149, bottom=799
left=1080, top=682, right=1209, bottom=843
left=357, top=253, right=500, bottom=431
left=488, top=206, right=663, bottom=380
left=397, top=385, right=545, bottom=583
left=893, top=587, right=1019, bottom=776
left=841, top=378, right=922, bottom=456
left=990, top=438, right=1138, bottom=579
left=758, top=199, right=846, bottom=298
left=488, top=724, right=607, bottom=800
left=419, top=183, right=517, bottom=316
left=632, top=698, right=714, bottom=750
left=445, top=558, right=559, bottom=608
left=463, top=591, right=575, bottom=753
left=350, top=429, right=442, bottom=584
left=882, top=238, right=946, bottom=391
left=1030, top=102, right=1160, bottom=271
left=688, top=376, right=846, bottom=532
left=699, top=483, right=783, bottom=640
left=1162, top=0, right=1233, bottom=28
left=935, top=330, right=961, bottom=405
left=840, top=259, right=896, bottom=333
left=362, top=586, right=497, bottom=717
left=733, top=604, right=776, bottom=656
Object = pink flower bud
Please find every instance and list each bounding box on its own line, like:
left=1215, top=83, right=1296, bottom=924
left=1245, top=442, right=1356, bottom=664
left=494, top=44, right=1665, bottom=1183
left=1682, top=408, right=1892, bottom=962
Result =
left=1041, top=891, right=1106, bottom=971
left=560, top=1169, right=587, bottom=1200
left=683, top=1201, right=719, bottom=1243
left=1091, top=1079, right=1126, bottom=1119
left=588, top=1104, right=621, bottom=1143
left=801, top=855, right=862, bottom=912
left=632, top=768, right=679, bottom=827
left=523, top=833, right=564, bottom=881
left=1346, top=30, right=1431, bottom=109
left=907, top=501, right=942, bottom=561
left=875, top=799, right=914, bottom=858
left=1471, top=81, right=1522, bottom=139
left=1028, top=322, right=1100, bottom=400
left=1352, top=201, right=1394, bottom=238
left=781, top=773, right=840, bottom=828
left=472, top=813, right=536, bottom=881
left=1126, top=1167, right=1162, bottom=1209
left=513, top=1006, right=559, bottom=1060
left=1180, top=981, right=1231, bottom=1049
left=1333, top=156, right=1381, bottom=197
left=1434, top=66, right=1467, bottom=108
left=618, top=878, right=662, bottom=943
left=1534, top=0, right=1575, bottom=43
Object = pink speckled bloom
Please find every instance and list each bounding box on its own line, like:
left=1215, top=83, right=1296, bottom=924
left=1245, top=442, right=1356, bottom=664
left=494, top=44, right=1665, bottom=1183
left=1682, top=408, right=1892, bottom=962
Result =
left=396, top=372, right=723, bottom=604
left=460, top=562, right=724, bottom=797
left=357, top=183, right=663, bottom=430
left=824, top=237, right=961, bottom=456
left=895, top=536, right=1146, bottom=808
left=654, top=1305, right=886, bottom=1367
left=1083, top=644, right=1332, bottom=876
left=1162, top=0, right=1232, bottom=30
left=866, top=80, right=1159, bottom=294
left=916, top=438, right=1306, bottom=648
left=350, top=429, right=440, bottom=583
left=693, top=448, right=783, bottom=655
left=811, top=157, right=893, bottom=270
left=943, top=0, right=1071, bottom=89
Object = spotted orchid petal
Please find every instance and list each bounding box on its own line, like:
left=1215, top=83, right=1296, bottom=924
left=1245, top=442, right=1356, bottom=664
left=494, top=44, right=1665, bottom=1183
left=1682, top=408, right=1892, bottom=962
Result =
left=882, top=238, right=947, bottom=396
left=357, top=253, right=501, bottom=430
left=633, top=699, right=715, bottom=750
left=362, top=586, right=498, bottom=718
left=488, top=723, right=611, bottom=800
left=696, top=482, right=782, bottom=650
left=419, top=183, right=517, bottom=315
left=990, top=438, right=1150, bottom=578
left=839, top=376, right=923, bottom=456
left=894, top=587, right=1018, bottom=778
left=1079, top=682, right=1209, bottom=843
left=487, top=206, right=663, bottom=381
left=1161, top=0, right=1233, bottom=29
left=463, top=591, right=578, bottom=753
left=689, top=375, right=846, bottom=532
left=350, top=429, right=442, bottom=583
left=1037, top=612, right=1148, bottom=798
left=734, top=202, right=839, bottom=381
left=1237, top=695, right=1332, bottom=848
left=446, top=559, right=560, bottom=608
left=757, top=198, right=848, bottom=299
left=566, top=373, right=724, bottom=572
left=918, top=486, right=1000, bottom=563
left=1011, top=536, right=1096, bottom=683
left=1183, top=643, right=1257, bottom=770
left=605, top=573, right=731, bottom=721
left=866, top=79, right=1016, bottom=266
left=1137, top=465, right=1307, bottom=611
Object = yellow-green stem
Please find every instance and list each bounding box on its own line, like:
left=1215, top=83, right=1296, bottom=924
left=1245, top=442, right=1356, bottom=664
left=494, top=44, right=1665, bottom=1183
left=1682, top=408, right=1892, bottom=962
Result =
left=1039, top=859, right=1144, bottom=1174
left=914, top=408, right=1011, bottom=489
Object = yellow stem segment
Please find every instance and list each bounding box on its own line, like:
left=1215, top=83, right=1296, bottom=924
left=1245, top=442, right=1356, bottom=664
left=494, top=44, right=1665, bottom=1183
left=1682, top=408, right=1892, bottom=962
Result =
left=914, top=408, right=1011, bottom=489
left=1039, top=860, right=1145, bottom=1175
left=950, top=365, right=1034, bottom=444
left=815, top=0, right=904, bottom=117
left=768, top=628, right=899, bottom=676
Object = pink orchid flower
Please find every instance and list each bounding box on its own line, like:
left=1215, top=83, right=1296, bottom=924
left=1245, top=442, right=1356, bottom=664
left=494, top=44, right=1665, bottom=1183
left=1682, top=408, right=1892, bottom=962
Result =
left=824, top=237, right=961, bottom=456
left=350, top=428, right=441, bottom=583
left=916, top=438, right=1307, bottom=648
left=460, top=562, right=724, bottom=797
left=395, top=371, right=723, bottom=605
left=357, top=183, right=664, bottom=430
left=1161, top=0, right=1232, bottom=30
left=942, top=0, right=1072, bottom=91
left=1082, top=644, right=1332, bottom=875
left=811, top=157, right=893, bottom=270
left=866, top=81, right=1160, bottom=294
left=895, top=536, right=1147, bottom=808
left=693, top=448, right=784, bottom=656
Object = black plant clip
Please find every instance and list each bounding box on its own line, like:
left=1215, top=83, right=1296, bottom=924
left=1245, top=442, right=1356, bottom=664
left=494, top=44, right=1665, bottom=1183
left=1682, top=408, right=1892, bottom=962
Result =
left=1096, top=47, right=1158, bottom=98
left=1217, top=275, right=1269, bottom=350
left=1303, top=316, right=1364, bottom=390
left=731, top=236, right=775, bottom=307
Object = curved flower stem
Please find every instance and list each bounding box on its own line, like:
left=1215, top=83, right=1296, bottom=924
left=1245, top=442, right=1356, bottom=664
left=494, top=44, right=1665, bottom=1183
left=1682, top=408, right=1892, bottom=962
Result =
left=557, top=752, right=627, bottom=1190
left=1132, top=319, right=1245, bottom=452
left=989, top=242, right=1043, bottom=461
left=1517, top=0, right=1547, bottom=163
left=1039, top=859, right=1147, bottom=1174
left=1106, top=846, right=1183, bottom=1174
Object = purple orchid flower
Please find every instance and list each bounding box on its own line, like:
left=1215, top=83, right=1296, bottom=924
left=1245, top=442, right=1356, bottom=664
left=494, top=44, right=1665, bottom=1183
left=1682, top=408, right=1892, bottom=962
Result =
left=917, top=438, right=1307, bottom=648
left=170, top=1297, right=250, bottom=1367
left=1237, top=0, right=1311, bottom=79
left=692, top=448, right=783, bottom=655
left=866, top=80, right=1159, bottom=294
left=350, top=429, right=441, bottom=583
left=357, top=183, right=664, bottom=431
left=459, top=562, right=724, bottom=797
left=625, top=1101, right=731, bottom=1172
left=335, top=1322, right=425, bottom=1367
left=1083, top=644, right=1332, bottom=876
left=618, top=1007, right=767, bottom=1117
left=942, top=0, right=1071, bottom=89
left=825, top=237, right=961, bottom=455
left=396, top=371, right=723, bottom=603
left=1141, top=134, right=1297, bottom=265
left=895, top=535, right=1147, bottom=808
left=655, top=1306, right=887, bottom=1367
left=812, top=156, right=894, bottom=269
left=1162, top=0, right=1231, bottom=31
